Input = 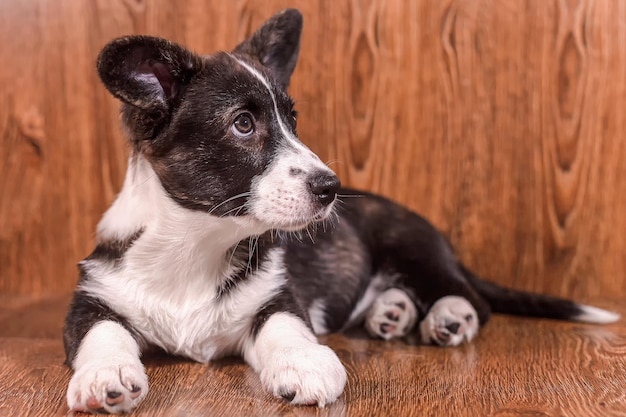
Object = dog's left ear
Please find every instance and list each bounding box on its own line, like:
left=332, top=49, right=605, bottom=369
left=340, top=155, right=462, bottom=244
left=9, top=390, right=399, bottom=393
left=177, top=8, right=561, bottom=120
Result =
left=233, top=9, right=303, bottom=89
left=97, top=36, right=202, bottom=113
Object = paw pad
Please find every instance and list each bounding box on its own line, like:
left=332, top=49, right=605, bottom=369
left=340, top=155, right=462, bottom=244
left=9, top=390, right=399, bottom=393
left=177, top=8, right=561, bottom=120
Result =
left=420, top=296, right=479, bottom=347
left=366, top=288, right=417, bottom=340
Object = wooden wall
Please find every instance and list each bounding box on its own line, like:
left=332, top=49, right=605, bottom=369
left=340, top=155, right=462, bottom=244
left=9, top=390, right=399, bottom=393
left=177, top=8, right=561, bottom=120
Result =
left=1, top=0, right=625, bottom=300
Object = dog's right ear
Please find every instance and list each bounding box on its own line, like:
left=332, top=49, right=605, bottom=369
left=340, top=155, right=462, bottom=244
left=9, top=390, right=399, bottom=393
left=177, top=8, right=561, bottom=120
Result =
left=233, top=9, right=303, bottom=89
left=97, top=36, right=201, bottom=113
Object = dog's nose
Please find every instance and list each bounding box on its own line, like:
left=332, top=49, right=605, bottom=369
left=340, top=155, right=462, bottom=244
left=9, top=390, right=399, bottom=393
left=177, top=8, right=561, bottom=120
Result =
left=308, top=172, right=340, bottom=206
left=445, top=322, right=461, bottom=335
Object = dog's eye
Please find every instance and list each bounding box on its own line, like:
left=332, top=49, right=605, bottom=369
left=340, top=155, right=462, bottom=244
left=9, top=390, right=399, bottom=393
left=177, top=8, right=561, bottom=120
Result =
left=232, top=113, right=255, bottom=137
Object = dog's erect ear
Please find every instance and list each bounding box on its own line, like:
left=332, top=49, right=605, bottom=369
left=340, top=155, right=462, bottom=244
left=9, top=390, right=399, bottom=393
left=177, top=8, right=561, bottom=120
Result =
left=233, top=9, right=303, bottom=88
left=97, top=36, right=201, bottom=112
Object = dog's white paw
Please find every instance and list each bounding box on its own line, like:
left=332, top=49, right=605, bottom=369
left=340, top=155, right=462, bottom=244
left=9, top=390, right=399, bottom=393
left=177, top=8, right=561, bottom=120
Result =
left=420, top=296, right=479, bottom=347
left=67, top=360, right=148, bottom=414
left=260, top=343, right=347, bottom=407
left=365, top=288, right=418, bottom=340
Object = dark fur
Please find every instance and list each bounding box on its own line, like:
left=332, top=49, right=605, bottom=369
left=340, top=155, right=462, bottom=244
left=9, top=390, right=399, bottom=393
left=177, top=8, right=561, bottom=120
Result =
left=285, top=188, right=585, bottom=329
left=64, top=292, right=143, bottom=364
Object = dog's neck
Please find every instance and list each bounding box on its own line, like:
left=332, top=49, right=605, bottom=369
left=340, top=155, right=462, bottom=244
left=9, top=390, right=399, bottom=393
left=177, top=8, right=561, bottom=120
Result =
left=96, top=155, right=270, bottom=284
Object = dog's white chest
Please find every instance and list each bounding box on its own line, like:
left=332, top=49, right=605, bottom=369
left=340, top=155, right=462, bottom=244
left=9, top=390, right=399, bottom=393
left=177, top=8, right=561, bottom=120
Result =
left=131, top=287, right=242, bottom=361
left=81, top=169, right=289, bottom=362
left=81, top=240, right=287, bottom=362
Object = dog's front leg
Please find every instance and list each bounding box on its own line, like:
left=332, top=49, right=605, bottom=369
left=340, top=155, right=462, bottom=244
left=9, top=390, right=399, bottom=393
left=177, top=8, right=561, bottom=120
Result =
left=244, top=312, right=347, bottom=407
left=66, top=321, right=148, bottom=414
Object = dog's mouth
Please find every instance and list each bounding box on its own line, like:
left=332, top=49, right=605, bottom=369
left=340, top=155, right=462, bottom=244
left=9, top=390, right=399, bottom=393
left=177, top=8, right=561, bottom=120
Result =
left=287, top=204, right=336, bottom=231
left=252, top=200, right=336, bottom=232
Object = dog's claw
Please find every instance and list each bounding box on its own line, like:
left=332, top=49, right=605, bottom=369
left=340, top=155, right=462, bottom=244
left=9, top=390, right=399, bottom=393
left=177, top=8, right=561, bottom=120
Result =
left=280, top=390, right=297, bottom=402
left=105, top=391, right=124, bottom=406
left=107, top=391, right=122, bottom=399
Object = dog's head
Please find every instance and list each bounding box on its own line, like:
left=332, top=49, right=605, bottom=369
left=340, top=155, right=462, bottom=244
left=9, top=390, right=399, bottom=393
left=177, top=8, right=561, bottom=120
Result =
left=97, top=9, right=339, bottom=231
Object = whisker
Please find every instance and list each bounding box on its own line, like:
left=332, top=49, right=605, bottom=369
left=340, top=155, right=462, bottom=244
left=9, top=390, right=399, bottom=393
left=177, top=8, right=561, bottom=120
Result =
left=245, top=235, right=260, bottom=275
left=247, top=237, right=254, bottom=275
left=208, top=192, right=251, bottom=215
left=253, top=236, right=259, bottom=272
left=292, top=230, right=304, bottom=243
left=220, top=204, right=247, bottom=217
left=227, top=239, right=242, bottom=271
left=305, top=225, right=315, bottom=243
left=325, top=159, right=342, bottom=167
left=235, top=205, right=246, bottom=216
left=329, top=209, right=339, bottom=229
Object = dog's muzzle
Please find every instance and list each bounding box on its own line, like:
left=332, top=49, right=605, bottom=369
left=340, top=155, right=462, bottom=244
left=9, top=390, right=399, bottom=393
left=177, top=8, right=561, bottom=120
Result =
left=308, top=171, right=340, bottom=206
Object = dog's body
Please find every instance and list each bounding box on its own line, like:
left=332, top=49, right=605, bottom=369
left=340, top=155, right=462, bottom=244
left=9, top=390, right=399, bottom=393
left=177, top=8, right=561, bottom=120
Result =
left=63, top=9, right=619, bottom=414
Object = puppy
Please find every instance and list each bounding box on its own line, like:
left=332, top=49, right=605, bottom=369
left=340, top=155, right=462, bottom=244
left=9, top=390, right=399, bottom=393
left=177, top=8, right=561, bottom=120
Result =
left=64, top=9, right=619, bottom=414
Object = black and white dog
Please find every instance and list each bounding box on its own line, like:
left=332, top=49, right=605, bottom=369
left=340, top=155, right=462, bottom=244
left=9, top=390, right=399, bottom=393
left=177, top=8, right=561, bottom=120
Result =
left=64, top=9, right=619, bottom=414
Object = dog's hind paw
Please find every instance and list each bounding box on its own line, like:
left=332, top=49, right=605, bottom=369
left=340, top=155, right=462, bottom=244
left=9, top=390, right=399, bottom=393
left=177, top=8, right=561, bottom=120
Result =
left=365, top=288, right=418, bottom=340
left=420, top=296, right=479, bottom=347
left=67, top=360, right=148, bottom=414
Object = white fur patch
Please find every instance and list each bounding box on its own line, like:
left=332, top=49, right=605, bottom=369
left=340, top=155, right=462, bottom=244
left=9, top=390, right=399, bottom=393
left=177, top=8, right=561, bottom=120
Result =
left=81, top=157, right=286, bottom=362
left=67, top=321, right=148, bottom=414
left=244, top=313, right=346, bottom=406
left=308, top=299, right=329, bottom=334
left=574, top=305, right=620, bottom=324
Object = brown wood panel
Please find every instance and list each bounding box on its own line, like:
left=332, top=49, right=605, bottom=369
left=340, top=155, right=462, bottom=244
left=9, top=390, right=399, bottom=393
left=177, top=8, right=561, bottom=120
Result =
left=0, top=295, right=625, bottom=416
left=1, top=0, right=625, bottom=298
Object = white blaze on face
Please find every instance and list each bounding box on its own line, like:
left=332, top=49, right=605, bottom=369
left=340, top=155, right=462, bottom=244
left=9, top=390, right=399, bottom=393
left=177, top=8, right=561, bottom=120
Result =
left=230, top=55, right=336, bottom=229
left=230, top=56, right=311, bottom=154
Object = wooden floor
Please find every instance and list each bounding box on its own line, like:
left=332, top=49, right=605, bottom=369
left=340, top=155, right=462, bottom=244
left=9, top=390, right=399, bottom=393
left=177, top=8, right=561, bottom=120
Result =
left=0, top=295, right=625, bottom=417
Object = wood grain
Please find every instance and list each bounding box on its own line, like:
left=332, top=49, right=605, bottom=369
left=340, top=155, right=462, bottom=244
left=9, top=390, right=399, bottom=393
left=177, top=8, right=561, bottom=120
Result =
left=0, top=295, right=625, bottom=416
left=1, top=0, right=626, bottom=298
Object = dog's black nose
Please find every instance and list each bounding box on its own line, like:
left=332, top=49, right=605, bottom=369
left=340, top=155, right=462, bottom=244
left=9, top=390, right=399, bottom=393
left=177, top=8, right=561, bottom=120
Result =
left=445, top=322, right=461, bottom=335
left=308, top=172, right=340, bottom=206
